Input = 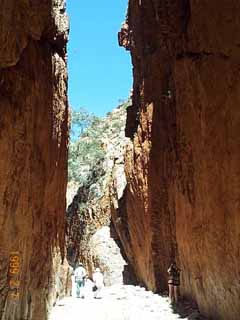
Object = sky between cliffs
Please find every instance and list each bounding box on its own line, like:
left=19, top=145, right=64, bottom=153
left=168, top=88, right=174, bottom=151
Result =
left=67, top=0, right=132, bottom=116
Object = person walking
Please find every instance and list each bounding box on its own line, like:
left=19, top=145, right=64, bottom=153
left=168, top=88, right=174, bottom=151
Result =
left=168, top=262, right=181, bottom=304
left=83, top=275, right=94, bottom=298
left=70, top=268, right=76, bottom=297
left=74, top=262, right=87, bottom=298
left=92, top=267, right=104, bottom=299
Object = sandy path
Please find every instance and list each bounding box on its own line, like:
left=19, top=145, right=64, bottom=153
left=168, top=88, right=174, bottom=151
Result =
left=49, top=285, right=204, bottom=320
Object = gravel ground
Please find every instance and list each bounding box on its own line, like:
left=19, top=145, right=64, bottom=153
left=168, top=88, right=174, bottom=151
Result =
left=49, top=285, right=205, bottom=320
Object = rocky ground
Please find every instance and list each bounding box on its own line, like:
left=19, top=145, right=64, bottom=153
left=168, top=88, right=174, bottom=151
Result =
left=49, top=285, right=205, bottom=320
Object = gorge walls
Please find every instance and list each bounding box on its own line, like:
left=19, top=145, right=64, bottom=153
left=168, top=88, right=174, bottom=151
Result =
left=1, top=0, right=239, bottom=319
left=117, top=1, right=240, bottom=319
left=66, top=106, right=128, bottom=285
left=0, top=0, right=68, bottom=319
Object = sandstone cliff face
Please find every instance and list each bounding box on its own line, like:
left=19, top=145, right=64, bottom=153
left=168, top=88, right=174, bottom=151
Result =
left=66, top=106, right=128, bottom=284
left=0, top=1, right=68, bottom=319
left=117, top=1, right=240, bottom=319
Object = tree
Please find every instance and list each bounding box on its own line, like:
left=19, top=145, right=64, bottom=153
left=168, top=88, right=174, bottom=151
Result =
left=68, top=109, right=105, bottom=183
left=70, top=107, right=100, bottom=140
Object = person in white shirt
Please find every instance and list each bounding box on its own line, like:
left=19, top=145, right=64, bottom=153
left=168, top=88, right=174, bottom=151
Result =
left=83, top=275, right=94, bottom=298
left=74, top=263, right=87, bottom=298
left=92, top=267, right=104, bottom=299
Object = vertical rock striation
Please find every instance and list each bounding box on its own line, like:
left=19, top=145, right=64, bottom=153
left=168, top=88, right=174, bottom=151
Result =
left=0, top=0, right=69, bottom=319
left=117, top=1, right=240, bottom=319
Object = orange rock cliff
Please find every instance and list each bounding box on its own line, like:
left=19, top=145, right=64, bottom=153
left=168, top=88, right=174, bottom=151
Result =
left=0, top=1, right=240, bottom=320
left=0, top=0, right=68, bottom=319
left=115, top=1, right=240, bottom=319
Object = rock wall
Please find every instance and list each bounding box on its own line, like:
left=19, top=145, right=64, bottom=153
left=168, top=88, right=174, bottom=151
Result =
left=66, top=165, right=111, bottom=272
left=0, top=1, right=69, bottom=319
left=117, top=1, right=240, bottom=319
left=49, top=254, right=72, bottom=308
left=66, top=106, right=129, bottom=284
left=89, top=226, right=126, bottom=286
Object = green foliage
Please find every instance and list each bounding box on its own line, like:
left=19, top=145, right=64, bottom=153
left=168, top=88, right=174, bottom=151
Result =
left=70, top=107, right=100, bottom=139
left=68, top=109, right=105, bottom=183
left=68, top=99, right=129, bottom=184
left=119, top=97, right=132, bottom=110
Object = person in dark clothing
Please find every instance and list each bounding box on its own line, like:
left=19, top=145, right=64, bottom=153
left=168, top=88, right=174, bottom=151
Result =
left=168, top=262, right=181, bottom=304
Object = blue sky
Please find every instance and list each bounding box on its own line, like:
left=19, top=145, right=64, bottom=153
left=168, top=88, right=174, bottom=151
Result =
left=66, top=0, right=132, bottom=116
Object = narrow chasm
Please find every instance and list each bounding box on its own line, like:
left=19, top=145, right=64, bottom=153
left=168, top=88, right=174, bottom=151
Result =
left=0, top=1, right=240, bottom=320
left=53, top=99, right=204, bottom=320
left=66, top=103, right=132, bottom=285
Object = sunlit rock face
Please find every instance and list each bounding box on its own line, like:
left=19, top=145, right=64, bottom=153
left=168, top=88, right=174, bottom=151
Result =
left=0, top=0, right=69, bottom=319
left=49, top=253, right=72, bottom=308
left=117, top=1, right=240, bottom=319
left=89, top=226, right=126, bottom=286
left=66, top=106, right=130, bottom=284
